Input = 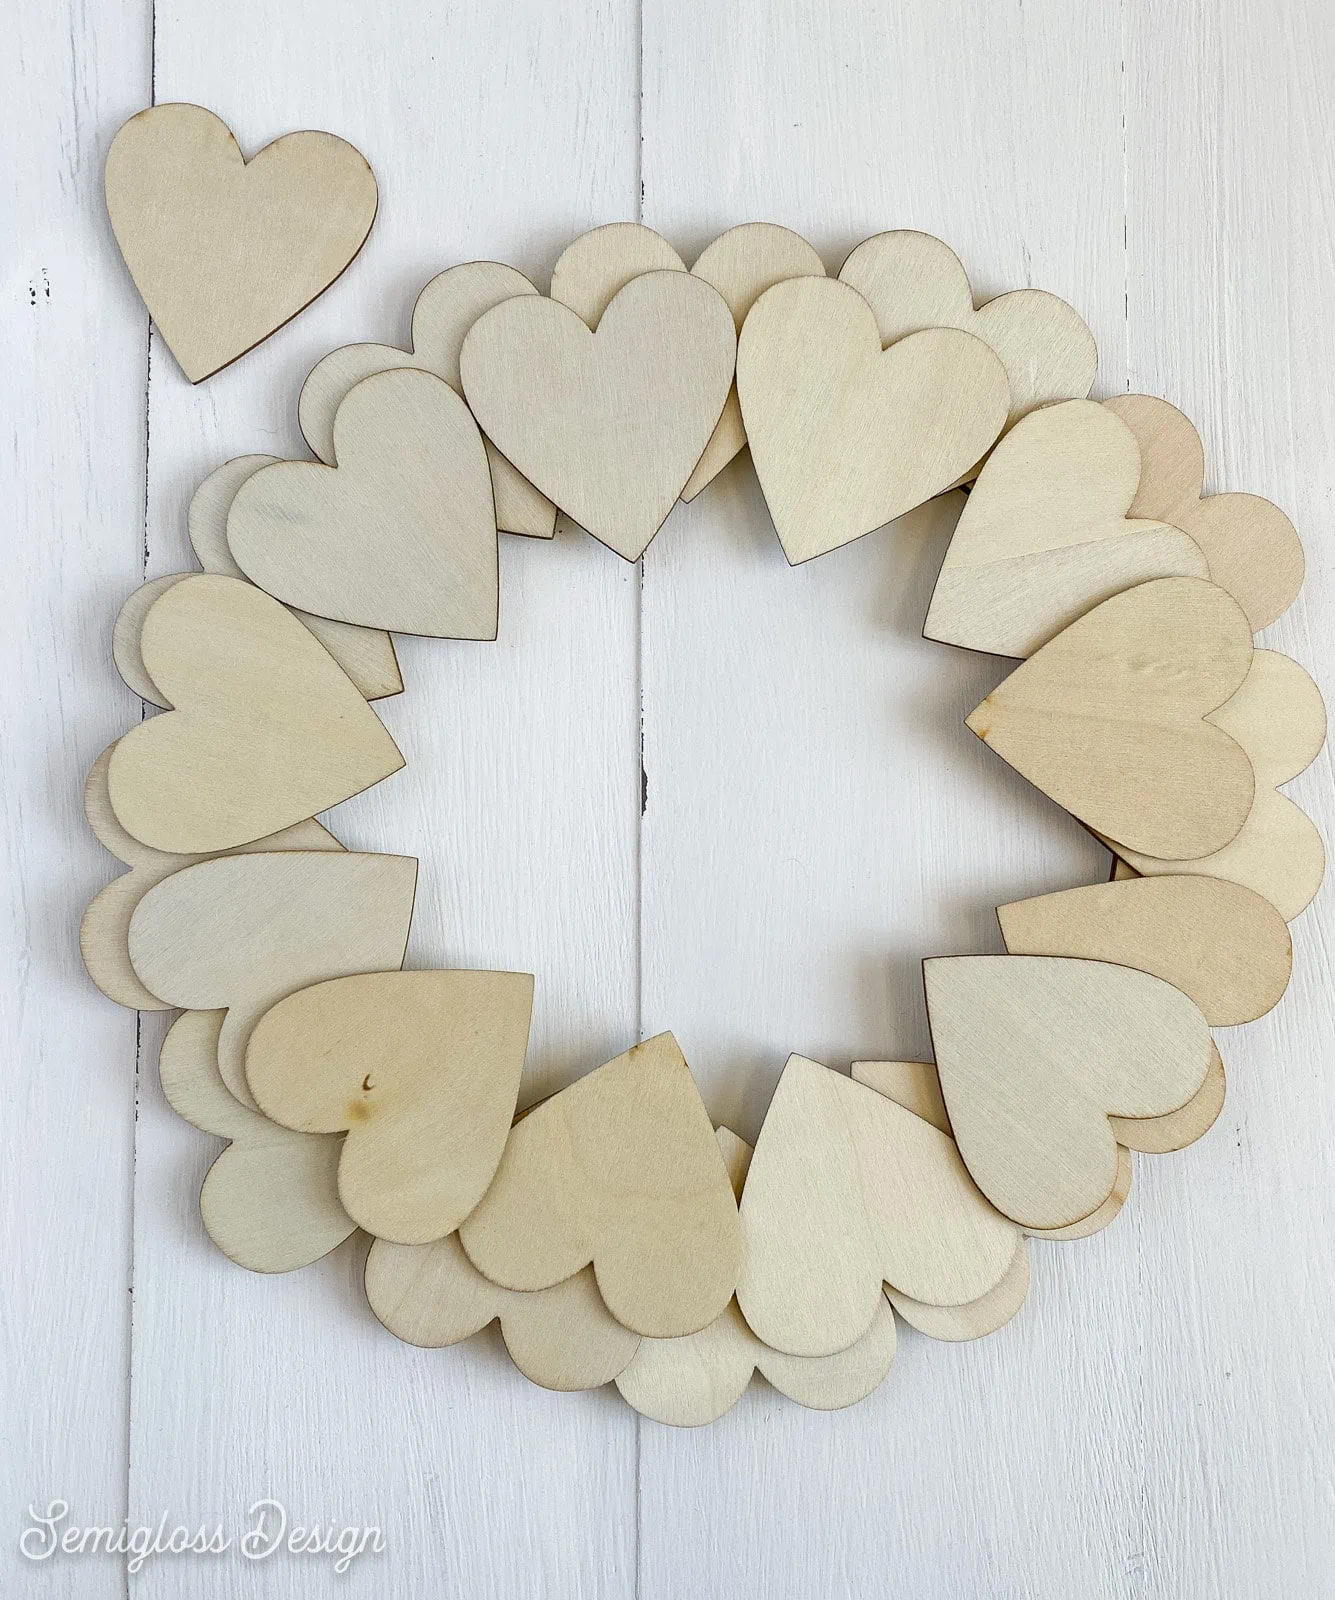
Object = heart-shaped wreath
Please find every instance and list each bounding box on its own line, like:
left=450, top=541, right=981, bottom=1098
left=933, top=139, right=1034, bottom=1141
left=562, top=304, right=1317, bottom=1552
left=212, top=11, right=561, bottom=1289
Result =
left=85, top=213, right=1323, bottom=1428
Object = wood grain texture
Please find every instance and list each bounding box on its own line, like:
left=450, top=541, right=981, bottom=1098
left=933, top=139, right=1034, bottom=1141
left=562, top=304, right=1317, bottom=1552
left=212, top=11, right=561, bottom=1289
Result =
left=188, top=453, right=404, bottom=696
left=460, top=269, right=737, bottom=560
left=737, top=276, right=1010, bottom=562
left=1105, top=393, right=1306, bottom=630
left=735, top=1055, right=1020, bottom=1356
left=298, top=261, right=557, bottom=538
left=229, top=368, right=500, bottom=637
left=967, top=576, right=1256, bottom=860
left=247, top=969, right=534, bottom=1243
left=106, top=573, right=405, bottom=851
left=997, top=875, right=1293, bottom=1024
left=158, top=1008, right=356, bottom=1272
left=460, top=1033, right=742, bottom=1337
left=80, top=739, right=341, bottom=1010
left=925, top=956, right=1215, bottom=1228
left=128, top=850, right=418, bottom=1108
left=886, top=1236, right=1030, bottom=1342
left=105, top=102, right=378, bottom=381
left=1107, top=648, right=1327, bottom=919
left=839, top=229, right=1098, bottom=429
left=1108, top=1044, right=1227, bottom=1155
left=923, top=399, right=1208, bottom=657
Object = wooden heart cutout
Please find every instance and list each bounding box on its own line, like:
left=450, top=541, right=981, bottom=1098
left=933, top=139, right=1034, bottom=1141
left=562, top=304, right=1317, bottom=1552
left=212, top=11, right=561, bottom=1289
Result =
left=549, top=223, right=686, bottom=328
left=924, top=400, right=1208, bottom=657
left=838, top=230, right=1097, bottom=431
left=737, top=277, right=1009, bottom=563
left=104, top=103, right=377, bottom=382
left=458, top=1032, right=741, bottom=1338
left=851, top=1060, right=1132, bottom=1244
left=459, top=271, right=737, bottom=561
left=1106, top=649, right=1326, bottom=919
left=1109, top=1046, right=1226, bottom=1154
left=365, top=1234, right=640, bottom=1392
left=616, top=1130, right=896, bottom=1425
left=80, top=741, right=341, bottom=1011
left=681, top=224, right=827, bottom=500
left=735, top=1056, right=1020, bottom=1358
left=967, top=576, right=1255, bottom=860
left=106, top=575, right=404, bottom=853
left=128, top=850, right=418, bottom=1109
left=998, top=875, right=1292, bottom=1024
left=886, top=1241, right=1030, bottom=1343
left=228, top=369, right=499, bottom=639
left=925, top=956, right=1215, bottom=1229
left=159, top=1009, right=355, bottom=1272
left=298, top=263, right=556, bottom=539
left=189, top=456, right=402, bottom=697
left=1105, top=394, right=1305, bottom=630
left=247, top=970, right=534, bottom=1245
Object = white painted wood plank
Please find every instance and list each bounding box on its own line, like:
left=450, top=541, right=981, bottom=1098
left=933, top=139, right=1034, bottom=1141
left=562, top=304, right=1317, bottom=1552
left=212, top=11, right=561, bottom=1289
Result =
left=1123, top=3, right=1335, bottom=1594
left=638, top=2, right=1152, bottom=1595
left=1, top=4, right=148, bottom=1595
left=127, top=2, right=643, bottom=1593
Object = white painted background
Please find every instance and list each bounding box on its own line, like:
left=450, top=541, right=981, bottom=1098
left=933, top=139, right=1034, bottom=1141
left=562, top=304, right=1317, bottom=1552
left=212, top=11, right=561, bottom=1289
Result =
left=5, top=0, right=1335, bottom=1594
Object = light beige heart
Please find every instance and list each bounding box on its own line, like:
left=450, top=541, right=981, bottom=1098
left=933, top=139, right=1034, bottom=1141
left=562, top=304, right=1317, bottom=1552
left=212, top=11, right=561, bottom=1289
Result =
left=736, top=276, right=1009, bottom=563
left=80, top=740, right=341, bottom=1012
left=247, top=970, right=534, bottom=1245
left=1105, top=394, right=1305, bottom=630
left=298, top=263, right=556, bottom=539
left=104, top=103, right=377, bottom=382
left=616, top=1129, right=897, bottom=1425
left=366, top=1234, right=640, bottom=1392
left=188, top=456, right=402, bottom=697
left=851, top=1059, right=1133, bottom=1244
left=925, top=956, right=1215, bottom=1229
left=459, top=271, right=737, bottom=561
left=997, top=874, right=1292, bottom=1024
left=681, top=223, right=827, bottom=500
left=128, top=849, right=418, bottom=1108
left=966, top=576, right=1255, bottom=860
left=228, top=368, right=498, bottom=639
left=839, top=229, right=1098, bottom=430
left=924, top=399, right=1208, bottom=657
left=1105, top=649, right=1326, bottom=919
left=735, top=1056, right=1021, bottom=1358
left=459, top=1032, right=741, bottom=1338
left=106, top=575, right=404, bottom=853
left=159, top=1009, right=355, bottom=1273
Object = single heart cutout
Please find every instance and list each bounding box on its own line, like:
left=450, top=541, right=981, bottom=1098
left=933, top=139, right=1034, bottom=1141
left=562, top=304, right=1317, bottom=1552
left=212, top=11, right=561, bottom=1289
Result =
left=298, top=263, right=556, bottom=539
left=228, top=369, right=499, bottom=639
left=924, top=400, right=1209, bottom=657
left=1105, top=648, right=1326, bottom=919
left=159, top=1009, right=355, bottom=1273
left=188, top=456, right=402, bottom=697
left=998, top=875, right=1292, bottom=1024
left=852, top=1060, right=1134, bottom=1243
left=460, top=271, right=737, bottom=561
left=925, top=955, right=1215, bottom=1229
left=839, top=230, right=1098, bottom=431
left=616, top=1130, right=897, bottom=1425
left=548, top=223, right=686, bottom=327
left=107, top=575, right=404, bottom=853
left=966, top=576, right=1255, bottom=860
left=1104, top=394, right=1305, bottom=630
left=737, top=277, right=1009, bottom=563
left=735, top=1056, right=1021, bottom=1358
left=80, top=740, right=342, bottom=1012
left=366, top=1234, right=640, bottom=1392
left=128, top=849, right=418, bottom=1108
left=458, top=1032, right=741, bottom=1338
left=246, top=969, right=534, bottom=1245
left=681, top=224, right=827, bottom=500
left=104, top=103, right=377, bottom=382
